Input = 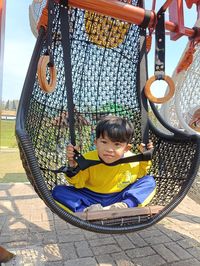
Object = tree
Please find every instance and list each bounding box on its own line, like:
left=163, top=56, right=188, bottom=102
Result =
left=12, top=100, right=16, bottom=110
left=5, top=100, right=10, bottom=110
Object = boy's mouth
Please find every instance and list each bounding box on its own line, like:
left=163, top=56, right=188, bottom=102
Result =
left=103, top=154, right=114, bottom=158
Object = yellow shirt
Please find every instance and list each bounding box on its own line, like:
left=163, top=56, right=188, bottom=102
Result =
left=66, top=150, right=151, bottom=194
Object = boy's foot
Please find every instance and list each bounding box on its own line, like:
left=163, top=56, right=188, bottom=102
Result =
left=84, top=204, right=104, bottom=212
left=84, top=202, right=128, bottom=212
left=103, top=202, right=128, bottom=210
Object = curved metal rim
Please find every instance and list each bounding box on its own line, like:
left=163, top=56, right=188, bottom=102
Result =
left=175, top=88, right=200, bottom=135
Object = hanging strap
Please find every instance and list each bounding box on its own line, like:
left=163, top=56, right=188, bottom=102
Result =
left=60, top=0, right=76, bottom=146
left=47, top=148, right=153, bottom=176
left=140, top=10, right=152, bottom=28
left=138, top=0, right=151, bottom=146
left=139, top=30, right=150, bottom=146
left=154, top=12, right=165, bottom=80
left=46, top=0, right=54, bottom=66
left=144, top=7, right=175, bottom=104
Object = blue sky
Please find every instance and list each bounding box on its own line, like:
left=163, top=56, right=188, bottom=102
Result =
left=2, top=1, right=197, bottom=101
left=2, top=1, right=35, bottom=101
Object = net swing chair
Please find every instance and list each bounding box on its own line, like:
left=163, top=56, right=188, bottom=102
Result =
left=16, top=0, right=200, bottom=234
left=160, top=33, right=200, bottom=135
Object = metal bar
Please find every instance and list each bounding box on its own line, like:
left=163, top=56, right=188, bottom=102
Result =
left=69, top=0, right=155, bottom=27
left=158, top=0, right=174, bottom=13
left=169, top=0, right=185, bottom=40
left=66, top=0, right=199, bottom=39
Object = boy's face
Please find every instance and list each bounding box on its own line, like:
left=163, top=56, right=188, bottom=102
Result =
left=94, top=134, right=131, bottom=164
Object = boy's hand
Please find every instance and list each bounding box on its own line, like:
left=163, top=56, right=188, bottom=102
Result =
left=67, top=144, right=79, bottom=168
left=138, top=141, right=154, bottom=153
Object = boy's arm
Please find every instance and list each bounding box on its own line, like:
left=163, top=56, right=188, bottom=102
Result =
left=65, top=169, right=89, bottom=188
left=138, top=160, right=152, bottom=177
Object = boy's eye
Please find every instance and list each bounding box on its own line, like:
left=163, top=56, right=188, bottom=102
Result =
left=101, top=140, right=107, bottom=144
left=115, top=143, right=121, bottom=147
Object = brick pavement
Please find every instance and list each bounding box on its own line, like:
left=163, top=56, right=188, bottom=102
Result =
left=0, top=183, right=200, bottom=266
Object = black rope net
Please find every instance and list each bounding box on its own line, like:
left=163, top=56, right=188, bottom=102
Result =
left=21, top=1, right=198, bottom=220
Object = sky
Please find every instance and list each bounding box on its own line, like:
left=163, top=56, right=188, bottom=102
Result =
left=2, top=1, right=35, bottom=101
left=1, top=1, right=198, bottom=101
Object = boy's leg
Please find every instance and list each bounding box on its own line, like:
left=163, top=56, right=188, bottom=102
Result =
left=52, top=185, right=97, bottom=212
left=101, top=175, right=156, bottom=210
left=122, top=175, right=156, bottom=207
left=53, top=186, right=125, bottom=212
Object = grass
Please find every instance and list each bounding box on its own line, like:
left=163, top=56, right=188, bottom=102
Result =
left=0, top=120, right=18, bottom=148
left=0, top=119, right=27, bottom=182
left=0, top=149, right=28, bottom=183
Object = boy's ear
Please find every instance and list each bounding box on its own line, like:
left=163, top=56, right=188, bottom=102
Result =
left=94, top=139, right=97, bottom=145
left=125, top=144, right=132, bottom=151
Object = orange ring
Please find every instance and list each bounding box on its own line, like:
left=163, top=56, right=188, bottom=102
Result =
left=37, top=55, right=57, bottom=93
left=144, top=75, right=175, bottom=104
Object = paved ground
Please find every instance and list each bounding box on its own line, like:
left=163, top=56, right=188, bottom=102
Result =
left=0, top=183, right=200, bottom=266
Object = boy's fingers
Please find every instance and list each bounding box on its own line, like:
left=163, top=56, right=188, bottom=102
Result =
left=67, top=151, right=75, bottom=157
left=67, top=149, right=74, bottom=153
left=67, top=143, right=73, bottom=148
left=74, top=146, right=79, bottom=152
left=147, top=141, right=154, bottom=150
left=67, top=144, right=79, bottom=150
left=138, top=143, right=145, bottom=153
left=67, top=144, right=74, bottom=151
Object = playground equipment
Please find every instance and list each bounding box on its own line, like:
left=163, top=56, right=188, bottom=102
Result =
left=160, top=37, right=200, bottom=134
left=16, top=0, right=200, bottom=233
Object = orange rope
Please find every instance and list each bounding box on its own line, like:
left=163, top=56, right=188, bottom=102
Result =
left=176, top=43, right=196, bottom=73
left=146, top=35, right=152, bottom=53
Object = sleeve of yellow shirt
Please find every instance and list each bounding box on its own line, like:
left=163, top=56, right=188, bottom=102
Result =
left=65, top=168, right=89, bottom=188
left=137, top=160, right=152, bottom=178
left=65, top=150, right=97, bottom=188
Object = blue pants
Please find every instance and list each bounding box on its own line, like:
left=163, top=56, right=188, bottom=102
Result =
left=52, top=175, right=156, bottom=212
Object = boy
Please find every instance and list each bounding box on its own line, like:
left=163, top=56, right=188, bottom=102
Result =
left=52, top=116, right=156, bottom=212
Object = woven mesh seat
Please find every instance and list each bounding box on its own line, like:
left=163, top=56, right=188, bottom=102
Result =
left=16, top=0, right=200, bottom=233
left=160, top=36, right=200, bottom=135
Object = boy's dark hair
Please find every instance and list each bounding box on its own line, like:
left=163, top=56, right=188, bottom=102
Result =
left=96, top=115, right=134, bottom=143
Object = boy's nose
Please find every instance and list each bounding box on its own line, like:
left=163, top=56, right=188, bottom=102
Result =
left=106, top=146, right=114, bottom=152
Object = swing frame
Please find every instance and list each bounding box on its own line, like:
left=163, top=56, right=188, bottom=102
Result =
left=43, top=0, right=200, bottom=39
left=16, top=0, right=200, bottom=234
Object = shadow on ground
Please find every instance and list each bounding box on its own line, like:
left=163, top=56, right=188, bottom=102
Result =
left=0, top=183, right=200, bottom=265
